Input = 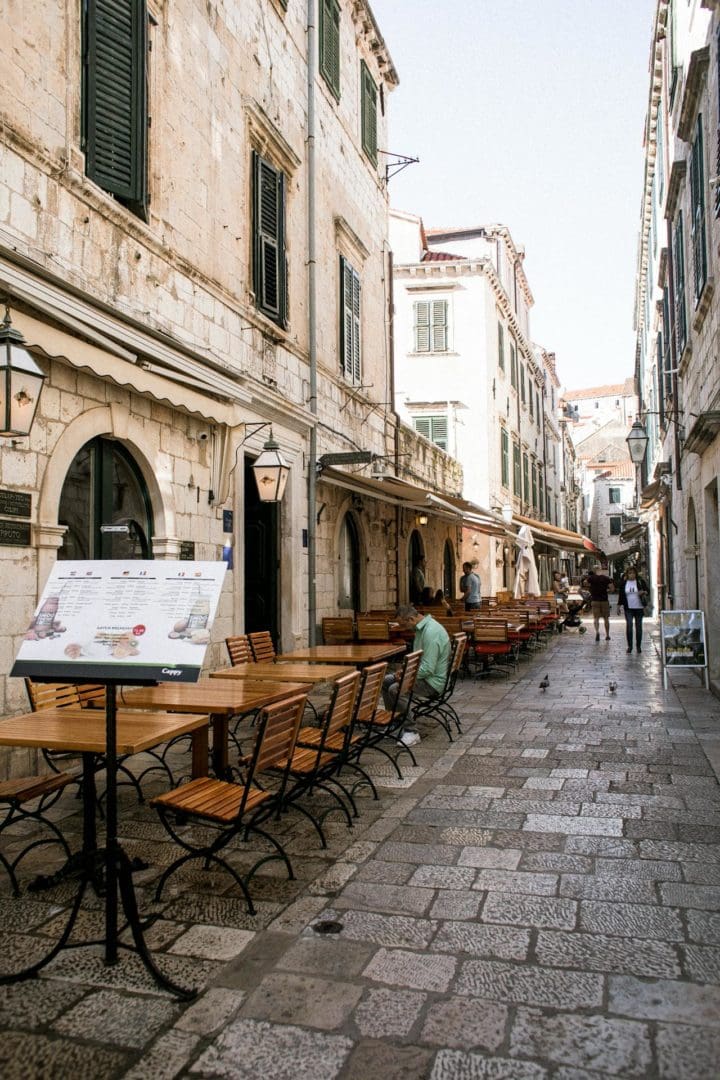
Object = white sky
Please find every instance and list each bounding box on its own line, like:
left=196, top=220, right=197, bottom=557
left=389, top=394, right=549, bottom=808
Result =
left=369, top=0, right=656, bottom=390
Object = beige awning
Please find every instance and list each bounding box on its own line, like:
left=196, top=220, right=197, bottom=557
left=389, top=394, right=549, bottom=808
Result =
left=511, top=512, right=602, bottom=555
left=13, top=310, right=242, bottom=426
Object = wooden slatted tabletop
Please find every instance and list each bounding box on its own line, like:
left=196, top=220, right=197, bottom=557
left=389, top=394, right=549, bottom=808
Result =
left=210, top=662, right=350, bottom=685
left=278, top=643, right=406, bottom=666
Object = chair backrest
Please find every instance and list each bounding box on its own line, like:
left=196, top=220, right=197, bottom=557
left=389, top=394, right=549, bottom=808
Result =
left=355, top=616, right=391, bottom=642
left=248, top=631, right=276, bottom=662
left=391, top=649, right=422, bottom=721
left=252, top=694, right=307, bottom=775
left=472, top=621, right=509, bottom=643
left=226, top=635, right=253, bottom=665
left=26, top=680, right=106, bottom=711
left=353, top=661, right=388, bottom=724
left=321, top=616, right=355, bottom=645
left=323, top=670, right=362, bottom=741
left=449, top=633, right=467, bottom=678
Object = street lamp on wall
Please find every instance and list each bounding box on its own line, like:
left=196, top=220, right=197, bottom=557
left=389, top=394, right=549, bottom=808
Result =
left=251, top=431, right=290, bottom=502
left=626, top=418, right=649, bottom=465
left=0, top=306, right=47, bottom=437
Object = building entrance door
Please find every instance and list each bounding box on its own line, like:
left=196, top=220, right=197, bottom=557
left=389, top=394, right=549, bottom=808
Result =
left=243, top=455, right=279, bottom=644
left=58, top=438, right=153, bottom=561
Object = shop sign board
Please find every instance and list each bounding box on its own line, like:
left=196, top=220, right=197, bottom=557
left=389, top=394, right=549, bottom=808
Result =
left=11, top=560, right=226, bottom=683
left=659, top=609, right=709, bottom=689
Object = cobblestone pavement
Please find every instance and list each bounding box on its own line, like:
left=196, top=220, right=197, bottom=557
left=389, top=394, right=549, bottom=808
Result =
left=2, top=616, right=720, bottom=1078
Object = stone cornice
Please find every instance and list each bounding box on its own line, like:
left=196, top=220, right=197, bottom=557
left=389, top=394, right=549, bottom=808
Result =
left=664, top=160, right=687, bottom=221
left=677, top=46, right=710, bottom=143
left=351, top=1, right=399, bottom=87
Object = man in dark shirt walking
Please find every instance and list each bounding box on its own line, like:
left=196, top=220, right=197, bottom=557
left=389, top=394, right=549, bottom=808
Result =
left=587, top=565, right=615, bottom=642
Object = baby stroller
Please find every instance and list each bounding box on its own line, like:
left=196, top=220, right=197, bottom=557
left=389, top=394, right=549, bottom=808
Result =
left=562, top=588, right=589, bottom=633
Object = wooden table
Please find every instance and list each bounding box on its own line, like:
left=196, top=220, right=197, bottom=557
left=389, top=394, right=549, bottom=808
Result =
left=0, top=707, right=210, bottom=852
left=279, top=643, right=406, bottom=667
left=120, top=679, right=307, bottom=777
left=210, top=662, right=350, bottom=685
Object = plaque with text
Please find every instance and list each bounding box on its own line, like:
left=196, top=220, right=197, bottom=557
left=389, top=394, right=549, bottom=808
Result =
left=0, top=490, right=31, bottom=518
left=11, top=560, right=227, bottom=683
left=179, top=541, right=195, bottom=560
left=0, top=520, right=31, bottom=546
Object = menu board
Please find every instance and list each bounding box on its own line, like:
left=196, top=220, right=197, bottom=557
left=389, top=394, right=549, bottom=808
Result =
left=659, top=609, right=708, bottom=689
left=11, top=561, right=227, bottom=683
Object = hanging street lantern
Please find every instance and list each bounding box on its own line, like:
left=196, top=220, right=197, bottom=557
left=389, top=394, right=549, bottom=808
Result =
left=626, top=418, right=649, bottom=465
left=0, top=307, right=47, bottom=437
left=251, top=432, right=290, bottom=502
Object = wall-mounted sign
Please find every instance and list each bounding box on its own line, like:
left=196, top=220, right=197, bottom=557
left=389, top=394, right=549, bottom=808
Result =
left=11, top=560, right=227, bottom=683
left=100, top=525, right=130, bottom=534
left=0, top=520, right=31, bottom=546
left=0, top=490, right=31, bottom=518
left=179, top=541, right=195, bottom=560
left=660, top=609, right=709, bottom=689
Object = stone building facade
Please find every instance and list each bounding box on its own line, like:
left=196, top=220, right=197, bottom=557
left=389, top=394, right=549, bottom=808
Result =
left=389, top=210, right=590, bottom=594
left=0, top=0, right=462, bottom=744
left=634, top=0, right=720, bottom=689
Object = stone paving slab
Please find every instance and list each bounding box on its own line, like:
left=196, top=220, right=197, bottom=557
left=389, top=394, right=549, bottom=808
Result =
left=2, top=619, right=720, bottom=1077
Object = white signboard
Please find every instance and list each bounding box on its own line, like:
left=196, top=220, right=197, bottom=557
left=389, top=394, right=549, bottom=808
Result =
left=11, top=560, right=227, bottom=683
left=659, top=609, right=709, bottom=689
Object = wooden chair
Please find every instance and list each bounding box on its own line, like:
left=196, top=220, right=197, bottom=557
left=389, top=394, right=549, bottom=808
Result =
left=25, top=680, right=173, bottom=799
left=277, top=670, right=361, bottom=847
left=355, top=650, right=423, bottom=778
left=355, top=617, right=391, bottom=643
left=248, top=631, right=276, bottom=662
left=299, top=661, right=387, bottom=805
left=0, top=770, right=78, bottom=895
left=411, top=633, right=467, bottom=741
left=469, top=621, right=516, bottom=677
left=321, top=616, right=355, bottom=645
left=225, top=635, right=253, bottom=665
left=150, top=694, right=307, bottom=914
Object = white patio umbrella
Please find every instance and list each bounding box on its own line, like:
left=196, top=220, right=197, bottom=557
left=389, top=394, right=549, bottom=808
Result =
left=513, top=524, right=541, bottom=598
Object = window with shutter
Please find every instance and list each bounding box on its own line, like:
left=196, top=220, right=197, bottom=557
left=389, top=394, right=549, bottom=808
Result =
left=340, top=256, right=361, bottom=382
left=522, top=453, right=529, bottom=503
left=413, top=299, right=448, bottom=352
left=83, top=0, right=148, bottom=217
left=361, top=61, right=378, bottom=164
left=690, top=114, right=707, bottom=302
left=320, top=0, right=341, bottom=99
left=252, top=151, right=287, bottom=327
left=413, top=415, right=448, bottom=451
left=513, top=442, right=521, bottom=495
left=501, top=428, right=509, bottom=488
left=672, top=212, right=687, bottom=356
left=497, top=323, right=505, bottom=371
left=520, top=364, right=526, bottom=404
left=510, top=342, right=517, bottom=389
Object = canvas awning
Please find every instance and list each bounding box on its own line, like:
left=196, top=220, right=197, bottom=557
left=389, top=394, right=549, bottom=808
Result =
left=511, top=512, right=602, bottom=555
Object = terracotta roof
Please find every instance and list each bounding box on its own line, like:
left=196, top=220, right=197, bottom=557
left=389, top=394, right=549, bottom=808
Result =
left=587, top=461, right=635, bottom=479
left=421, top=250, right=467, bottom=262
left=562, top=381, right=634, bottom=400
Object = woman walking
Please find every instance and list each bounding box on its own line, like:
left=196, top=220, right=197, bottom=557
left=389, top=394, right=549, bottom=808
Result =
left=617, top=566, right=650, bottom=654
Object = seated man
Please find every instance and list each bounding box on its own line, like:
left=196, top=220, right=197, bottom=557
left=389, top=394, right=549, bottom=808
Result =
left=383, top=604, right=451, bottom=747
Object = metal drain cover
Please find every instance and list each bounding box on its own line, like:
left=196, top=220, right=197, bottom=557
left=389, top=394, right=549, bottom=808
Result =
left=312, top=920, right=344, bottom=935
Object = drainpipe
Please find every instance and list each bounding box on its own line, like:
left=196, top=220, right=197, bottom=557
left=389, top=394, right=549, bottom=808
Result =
left=306, top=0, right=318, bottom=643
left=387, top=247, right=402, bottom=605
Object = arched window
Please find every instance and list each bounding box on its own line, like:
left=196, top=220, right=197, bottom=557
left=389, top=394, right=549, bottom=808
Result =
left=58, top=438, right=152, bottom=560
left=443, top=539, right=455, bottom=600
left=338, top=512, right=361, bottom=611
left=409, top=529, right=425, bottom=603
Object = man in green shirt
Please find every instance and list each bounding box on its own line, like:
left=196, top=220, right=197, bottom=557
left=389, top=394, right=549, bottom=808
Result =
left=383, top=604, right=451, bottom=746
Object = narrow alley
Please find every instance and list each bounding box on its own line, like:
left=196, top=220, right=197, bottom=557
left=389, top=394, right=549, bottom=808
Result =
left=1, top=615, right=719, bottom=1079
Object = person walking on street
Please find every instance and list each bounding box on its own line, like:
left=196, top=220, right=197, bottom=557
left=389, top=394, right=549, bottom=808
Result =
left=587, top=565, right=615, bottom=642
left=459, top=561, right=481, bottom=611
left=617, top=566, right=649, bottom=653
left=382, top=604, right=450, bottom=746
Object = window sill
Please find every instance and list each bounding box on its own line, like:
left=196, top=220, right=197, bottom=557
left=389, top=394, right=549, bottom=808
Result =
left=408, top=350, right=459, bottom=358
left=692, top=277, right=714, bottom=333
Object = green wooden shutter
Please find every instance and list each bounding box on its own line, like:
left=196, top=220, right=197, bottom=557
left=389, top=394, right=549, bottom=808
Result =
left=253, top=152, right=286, bottom=326
left=690, top=115, right=707, bottom=300
left=414, top=417, right=431, bottom=439
left=320, top=0, right=341, bottom=98
left=497, top=323, right=505, bottom=371
left=340, top=256, right=361, bottom=381
left=361, top=61, right=377, bottom=164
left=431, top=415, right=448, bottom=450
left=414, top=301, right=430, bottom=351
left=84, top=0, right=147, bottom=213
left=501, top=428, right=509, bottom=487
left=673, top=212, right=686, bottom=354
left=431, top=300, right=448, bottom=351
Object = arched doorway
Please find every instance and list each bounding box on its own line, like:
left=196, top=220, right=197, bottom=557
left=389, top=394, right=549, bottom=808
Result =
left=338, top=511, right=361, bottom=612
left=443, top=539, right=455, bottom=600
left=687, top=499, right=700, bottom=608
left=58, top=437, right=153, bottom=560
left=244, top=454, right=280, bottom=643
left=409, top=529, right=425, bottom=603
